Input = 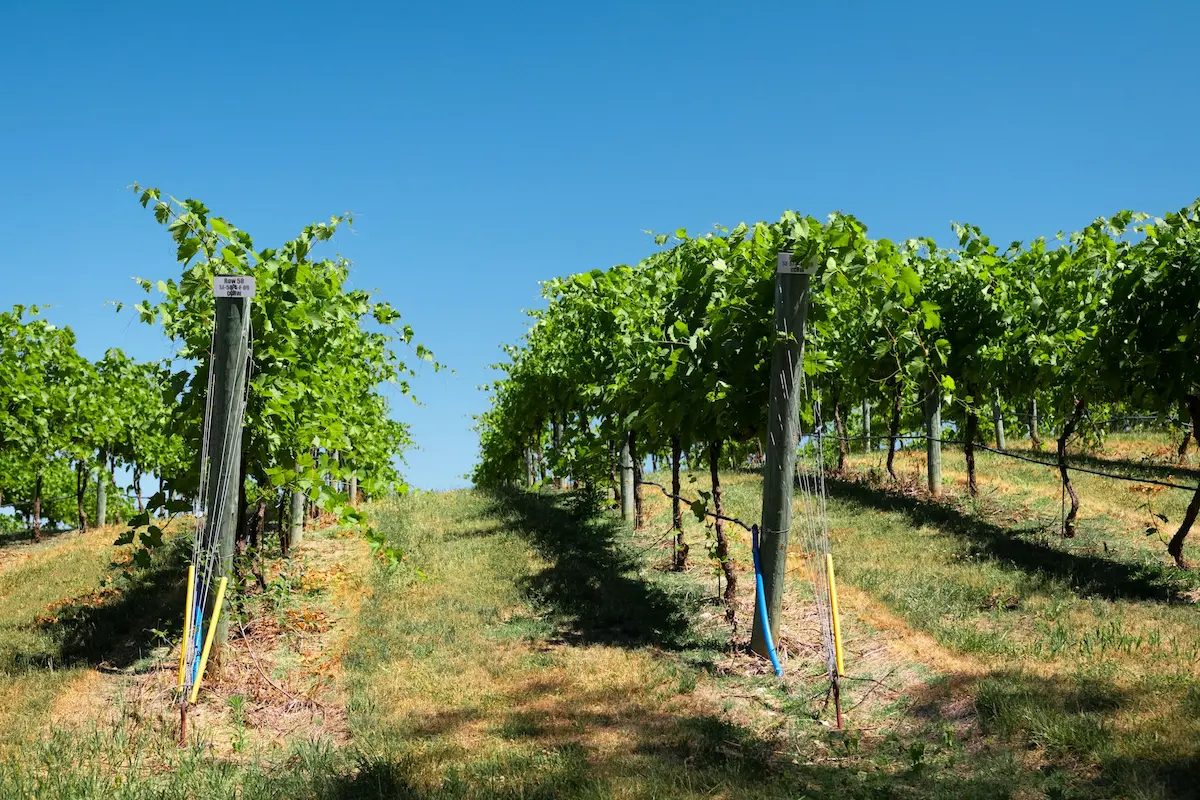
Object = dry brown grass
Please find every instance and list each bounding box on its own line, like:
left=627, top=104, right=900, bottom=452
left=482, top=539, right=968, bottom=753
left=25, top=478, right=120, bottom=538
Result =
left=37, top=525, right=375, bottom=766
left=0, top=522, right=138, bottom=749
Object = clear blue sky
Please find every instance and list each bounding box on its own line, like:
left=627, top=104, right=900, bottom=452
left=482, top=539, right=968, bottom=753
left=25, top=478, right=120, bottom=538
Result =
left=3, top=1, right=1198, bottom=490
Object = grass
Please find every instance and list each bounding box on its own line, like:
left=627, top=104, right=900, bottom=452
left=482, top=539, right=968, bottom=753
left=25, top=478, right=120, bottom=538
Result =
left=640, top=430, right=1200, bottom=799
left=0, top=518, right=373, bottom=799
left=336, top=489, right=1043, bottom=798
left=340, top=490, right=773, bottom=798
left=0, top=430, right=1196, bottom=797
left=0, top=520, right=174, bottom=748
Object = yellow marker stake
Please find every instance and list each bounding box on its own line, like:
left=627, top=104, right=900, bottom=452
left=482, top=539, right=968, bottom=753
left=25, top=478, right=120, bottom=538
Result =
left=826, top=553, right=845, bottom=677
left=178, top=565, right=196, bottom=688
left=188, top=576, right=228, bottom=704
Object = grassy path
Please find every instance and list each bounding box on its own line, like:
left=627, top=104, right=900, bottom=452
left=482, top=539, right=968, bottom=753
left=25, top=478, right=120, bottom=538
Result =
left=337, top=489, right=1040, bottom=799
left=343, top=490, right=799, bottom=798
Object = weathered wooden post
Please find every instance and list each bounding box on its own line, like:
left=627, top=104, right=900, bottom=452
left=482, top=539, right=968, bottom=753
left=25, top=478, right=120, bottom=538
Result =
left=751, top=250, right=814, bottom=658
left=619, top=434, right=635, bottom=521
left=289, top=476, right=304, bottom=550
left=862, top=401, right=871, bottom=451
left=992, top=390, right=1006, bottom=450
left=202, top=275, right=253, bottom=666
left=1030, top=399, right=1042, bottom=451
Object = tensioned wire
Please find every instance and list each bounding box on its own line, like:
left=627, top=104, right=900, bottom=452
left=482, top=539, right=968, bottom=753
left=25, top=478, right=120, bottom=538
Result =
left=766, top=272, right=836, bottom=679
left=806, top=396, right=837, bottom=677
left=183, top=316, right=219, bottom=693
left=183, top=306, right=253, bottom=695
left=792, top=370, right=837, bottom=676
left=187, top=310, right=252, bottom=689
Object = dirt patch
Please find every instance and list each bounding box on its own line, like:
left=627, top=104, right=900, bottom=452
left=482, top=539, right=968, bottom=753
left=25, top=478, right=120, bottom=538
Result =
left=48, top=529, right=373, bottom=761
left=837, top=585, right=986, bottom=679
left=48, top=670, right=119, bottom=732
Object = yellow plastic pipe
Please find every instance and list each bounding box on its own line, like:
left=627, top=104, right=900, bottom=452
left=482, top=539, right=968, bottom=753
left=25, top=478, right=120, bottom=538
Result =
left=188, top=576, right=228, bottom=704
left=178, top=565, right=196, bottom=688
left=826, top=553, right=845, bottom=677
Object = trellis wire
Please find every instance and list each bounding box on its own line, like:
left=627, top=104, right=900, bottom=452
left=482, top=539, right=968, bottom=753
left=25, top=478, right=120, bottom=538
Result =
left=832, top=433, right=1196, bottom=492
left=753, top=277, right=838, bottom=706
left=182, top=311, right=253, bottom=698
left=793, top=368, right=837, bottom=680
left=760, top=287, right=837, bottom=682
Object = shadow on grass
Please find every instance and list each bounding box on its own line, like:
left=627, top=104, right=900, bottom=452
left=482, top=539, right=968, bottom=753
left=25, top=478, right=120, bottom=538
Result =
left=825, top=476, right=1191, bottom=603
left=323, top=488, right=1088, bottom=800
left=320, top=699, right=1035, bottom=800
left=479, top=488, right=704, bottom=651
left=910, top=668, right=1200, bottom=800
left=17, top=541, right=188, bottom=672
left=0, top=525, right=76, bottom=549
left=318, top=712, right=805, bottom=799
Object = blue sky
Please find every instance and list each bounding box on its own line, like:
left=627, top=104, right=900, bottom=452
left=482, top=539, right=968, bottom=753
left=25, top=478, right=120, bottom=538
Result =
left=3, top=1, right=1198, bottom=490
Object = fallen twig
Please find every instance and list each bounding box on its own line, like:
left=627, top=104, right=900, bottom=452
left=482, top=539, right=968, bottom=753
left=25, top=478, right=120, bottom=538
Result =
left=237, top=619, right=309, bottom=709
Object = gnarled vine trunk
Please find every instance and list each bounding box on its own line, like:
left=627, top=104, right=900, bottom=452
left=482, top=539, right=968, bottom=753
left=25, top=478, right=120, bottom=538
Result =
left=278, top=492, right=290, bottom=557
left=94, top=453, right=107, bottom=527
left=833, top=401, right=847, bottom=474
left=109, top=461, right=121, bottom=524
left=887, top=379, right=902, bottom=480
left=708, top=441, right=737, bottom=624
left=609, top=441, right=620, bottom=506
left=310, top=448, right=321, bottom=519
left=671, top=434, right=687, bottom=571
left=1057, top=399, right=1085, bottom=538
left=992, top=390, right=1006, bottom=451
left=862, top=401, right=871, bottom=452
left=75, top=460, right=89, bottom=533
left=235, top=453, right=250, bottom=555
left=965, top=400, right=980, bottom=497
left=1168, top=394, right=1200, bottom=568
left=249, top=497, right=263, bottom=550
left=251, top=497, right=268, bottom=590
left=552, top=415, right=564, bottom=490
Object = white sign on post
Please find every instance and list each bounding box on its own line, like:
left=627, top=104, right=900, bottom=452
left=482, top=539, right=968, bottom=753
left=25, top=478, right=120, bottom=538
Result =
left=776, top=251, right=817, bottom=276
left=213, top=275, right=257, bottom=298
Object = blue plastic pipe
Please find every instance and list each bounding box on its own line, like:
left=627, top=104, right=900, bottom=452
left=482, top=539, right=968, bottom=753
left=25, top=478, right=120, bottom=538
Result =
left=751, top=524, right=784, bottom=677
left=190, top=601, right=204, bottom=684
